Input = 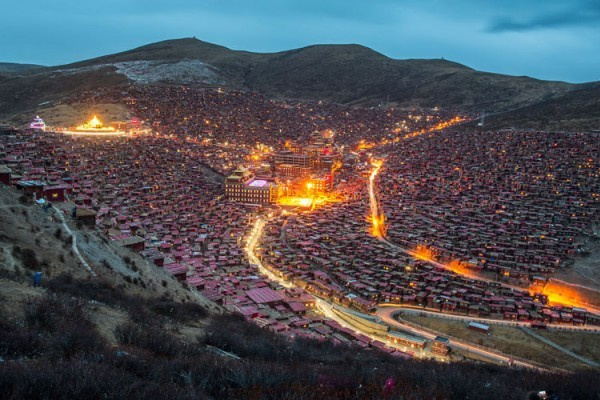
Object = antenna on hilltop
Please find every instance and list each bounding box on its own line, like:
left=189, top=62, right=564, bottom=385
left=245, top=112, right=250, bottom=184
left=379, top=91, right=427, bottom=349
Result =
left=477, top=111, right=485, bottom=127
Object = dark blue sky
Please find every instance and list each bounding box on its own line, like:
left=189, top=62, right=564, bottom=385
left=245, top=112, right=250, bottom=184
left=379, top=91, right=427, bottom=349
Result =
left=2, top=0, right=599, bottom=82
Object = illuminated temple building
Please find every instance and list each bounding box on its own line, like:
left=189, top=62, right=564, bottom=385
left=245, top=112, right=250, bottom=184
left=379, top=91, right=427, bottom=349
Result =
left=274, top=133, right=337, bottom=192
left=29, top=116, right=46, bottom=131
left=224, top=167, right=279, bottom=205
left=75, top=115, right=116, bottom=133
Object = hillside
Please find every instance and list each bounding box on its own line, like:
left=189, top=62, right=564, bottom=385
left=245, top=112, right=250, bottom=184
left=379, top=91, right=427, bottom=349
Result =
left=0, top=38, right=594, bottom=130
left=0, top=62, right=44, bottom=74
left=484, top=81, right=600, bottom=131
left=1, top=184, right=599, bottom=399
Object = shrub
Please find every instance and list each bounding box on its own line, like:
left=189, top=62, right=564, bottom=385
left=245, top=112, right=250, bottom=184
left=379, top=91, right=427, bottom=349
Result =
left=14, top=247, right=40, bottom=270
left=149, top=299, right=208, bottom=322
left=2, top=294, right=107, bottom=360
left=114, top=322, right=183, bottom=358
left=18, top=194, right=31, bottom=204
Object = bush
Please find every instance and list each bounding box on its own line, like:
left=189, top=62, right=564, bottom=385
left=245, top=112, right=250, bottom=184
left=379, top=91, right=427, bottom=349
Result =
left=114, top=322, right=184, bottom=358
left=18, top=194, right=30, bottom=204
left=149, top=298, right=208, bottom=322
left=12, top=247, right=40, bottom=270
left=0, top=294, right=106, bottom=361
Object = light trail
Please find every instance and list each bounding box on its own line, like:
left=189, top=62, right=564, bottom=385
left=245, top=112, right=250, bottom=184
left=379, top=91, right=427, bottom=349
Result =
left=377, top=308, right=553, bottom=371
left=368, top=159, right=386, bottom=237
left=245, top=217, right=294, bottom=288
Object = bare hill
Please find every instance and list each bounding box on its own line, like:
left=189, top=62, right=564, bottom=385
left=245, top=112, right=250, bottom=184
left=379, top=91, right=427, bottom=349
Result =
left=0, top=38, right=596, bottom=129
left=484, top=82, right=600, bottom=131
left=0, top=62, right=45, bottom=74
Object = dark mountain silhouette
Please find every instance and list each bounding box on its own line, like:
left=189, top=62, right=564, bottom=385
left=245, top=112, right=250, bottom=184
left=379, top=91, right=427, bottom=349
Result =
left=0, top=38, right=597, bottom=129
left=0, top=62, right=45, bottom=74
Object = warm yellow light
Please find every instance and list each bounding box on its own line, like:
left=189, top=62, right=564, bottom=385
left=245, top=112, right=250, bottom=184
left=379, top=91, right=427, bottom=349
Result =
left=89, top=115, right=101, bottom=127
left=307, top=182, right=314, bottom=190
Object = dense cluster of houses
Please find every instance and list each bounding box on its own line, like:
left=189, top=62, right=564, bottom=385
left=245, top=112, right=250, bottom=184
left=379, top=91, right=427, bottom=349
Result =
left=257, top=191, right=599, bottom=326
left=1, top=86, right=597, bottom=358
left=379, top=130, right=598, bottom=281
left=0, top=111, right=448, bottom=356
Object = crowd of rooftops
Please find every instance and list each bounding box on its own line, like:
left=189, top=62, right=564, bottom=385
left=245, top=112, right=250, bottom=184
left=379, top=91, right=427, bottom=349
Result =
left=0, top=85, right=598, bottom=356
left=378, top=129, right=599, bottom=281
left=0, top=87, right=465, bottom=353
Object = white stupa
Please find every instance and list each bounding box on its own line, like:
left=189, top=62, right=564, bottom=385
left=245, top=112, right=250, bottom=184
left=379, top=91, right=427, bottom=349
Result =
left=29, top=116, right=46, bottom=131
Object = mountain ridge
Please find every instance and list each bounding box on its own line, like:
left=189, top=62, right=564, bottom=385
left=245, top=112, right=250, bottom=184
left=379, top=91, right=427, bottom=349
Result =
left=0, top=38, right=597, bottom=129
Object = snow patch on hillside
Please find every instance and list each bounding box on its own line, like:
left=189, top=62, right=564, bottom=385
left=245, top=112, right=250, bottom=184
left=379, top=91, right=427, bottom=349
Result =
left=52, top=60, right=224, bottom=85
left=113, top=60, right=222, bottom=84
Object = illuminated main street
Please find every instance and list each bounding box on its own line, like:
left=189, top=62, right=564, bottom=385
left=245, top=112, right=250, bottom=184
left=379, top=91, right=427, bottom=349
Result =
left=245, top=215, right=433, bottom=358
left=245, top=217, right=293, bottom=289
left=368, top=159, right=386, bottom=237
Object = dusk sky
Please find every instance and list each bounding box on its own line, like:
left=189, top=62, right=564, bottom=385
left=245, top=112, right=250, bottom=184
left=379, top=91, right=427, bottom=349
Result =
left=2, top=0, right=599, bottom=83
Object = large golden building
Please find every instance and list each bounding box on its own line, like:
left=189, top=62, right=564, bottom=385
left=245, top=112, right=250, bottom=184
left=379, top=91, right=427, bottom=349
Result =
left=224, top=167, right=278, bottom=205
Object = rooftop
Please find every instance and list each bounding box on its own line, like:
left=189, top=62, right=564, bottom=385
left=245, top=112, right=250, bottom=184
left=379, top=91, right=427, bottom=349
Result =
left=246, top=287, right=284, bottom=304
left=248, top=179, right=268, bottom=188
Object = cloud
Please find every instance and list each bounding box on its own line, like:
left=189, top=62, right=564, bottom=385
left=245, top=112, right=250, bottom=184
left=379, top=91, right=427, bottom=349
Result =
left=487, top=2, right=600, bottom=32
left=1, top=0, right=599, bottom=82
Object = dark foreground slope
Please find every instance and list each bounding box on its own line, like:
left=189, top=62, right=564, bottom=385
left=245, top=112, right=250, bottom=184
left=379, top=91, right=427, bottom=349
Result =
left=1, top=187, right=599, bottom=399
left=1, top=38, right=593, bottom=131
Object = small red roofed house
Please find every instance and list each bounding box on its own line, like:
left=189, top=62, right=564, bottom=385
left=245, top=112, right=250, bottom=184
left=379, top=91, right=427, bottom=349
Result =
left=245, top=287, right=284, bottom=305
left=0, top=165, right=11, bottom=185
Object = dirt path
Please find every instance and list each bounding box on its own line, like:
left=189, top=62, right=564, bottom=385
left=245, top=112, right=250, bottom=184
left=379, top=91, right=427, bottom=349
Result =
left=52, top=205, right=97, bottom=277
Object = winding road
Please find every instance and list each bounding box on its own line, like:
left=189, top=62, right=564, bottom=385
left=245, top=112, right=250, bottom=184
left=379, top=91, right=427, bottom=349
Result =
left=240, top=158, right=597, bottom=371
left=376, top=306, right=552, bottom=370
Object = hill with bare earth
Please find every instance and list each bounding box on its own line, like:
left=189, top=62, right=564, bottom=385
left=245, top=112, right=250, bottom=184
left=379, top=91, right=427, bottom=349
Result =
left=0, top=184, right=218, bottom=337
left=1, top=185, right=599, bottom=400
left=0, top=62, right=45, bottom=74
left=483, top=81, right=600, bottom=131
left=1, top=38, right=596, bottom=130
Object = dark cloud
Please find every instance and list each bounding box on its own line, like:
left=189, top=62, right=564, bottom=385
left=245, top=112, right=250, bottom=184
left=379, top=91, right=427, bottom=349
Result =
left=1, top=0, right=599, bottom=82
left=487, top=2, right=600, bottom=32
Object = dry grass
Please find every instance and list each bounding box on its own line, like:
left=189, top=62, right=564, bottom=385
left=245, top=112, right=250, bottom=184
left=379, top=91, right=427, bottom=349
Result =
left=553, top=243, right=600, bottom=306
left=89, top=304, right=129, bottom=345
left=535, top=330, right=600, bottom=363
left=400, top=313, right=593, bottom=370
